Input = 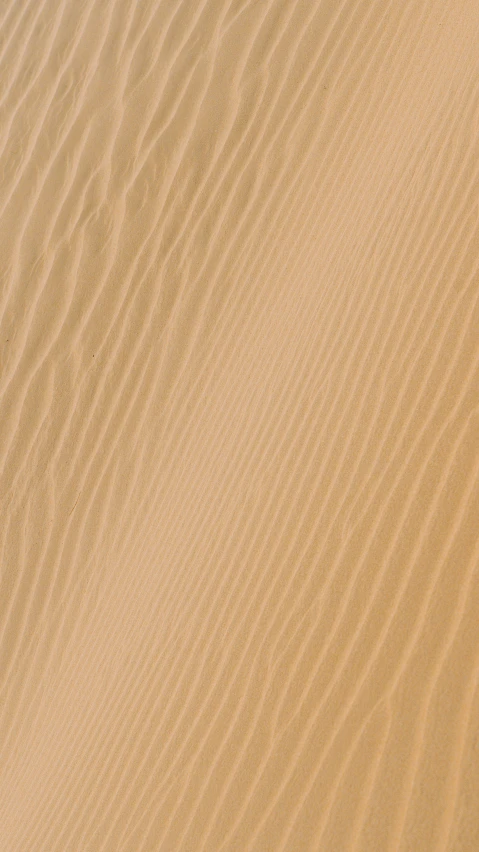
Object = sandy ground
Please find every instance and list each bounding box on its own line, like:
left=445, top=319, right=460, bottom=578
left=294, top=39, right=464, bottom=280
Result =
left=1, top=0, right=479, bottom=849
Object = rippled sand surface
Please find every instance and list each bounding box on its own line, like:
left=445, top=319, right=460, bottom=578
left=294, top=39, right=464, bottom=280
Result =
left=1, top=1, right=479, bottom=849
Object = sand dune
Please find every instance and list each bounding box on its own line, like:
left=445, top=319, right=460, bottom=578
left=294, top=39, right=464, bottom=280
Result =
left=1, top=0, right=479, bottom=849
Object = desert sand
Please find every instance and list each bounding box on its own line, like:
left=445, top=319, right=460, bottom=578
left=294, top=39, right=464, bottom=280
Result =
left=1, top=0, right=479, bottom=849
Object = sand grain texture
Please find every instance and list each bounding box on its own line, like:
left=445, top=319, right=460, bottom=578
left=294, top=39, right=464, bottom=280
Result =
left=1, top=0, right=479, bottom=849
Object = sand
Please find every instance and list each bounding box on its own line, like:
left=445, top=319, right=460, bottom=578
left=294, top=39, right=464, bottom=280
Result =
left=1, top=0, right=479, bottom=849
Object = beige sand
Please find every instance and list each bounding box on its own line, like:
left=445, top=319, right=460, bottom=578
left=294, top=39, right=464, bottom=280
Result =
left=1, top=0, right=479, bottom=849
